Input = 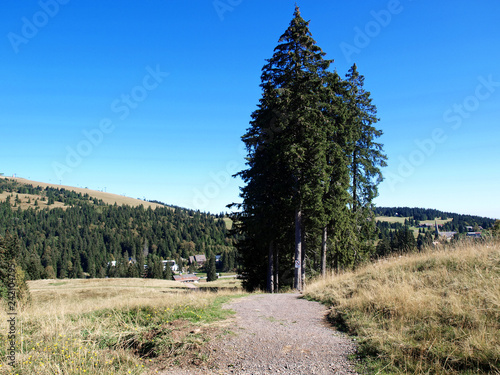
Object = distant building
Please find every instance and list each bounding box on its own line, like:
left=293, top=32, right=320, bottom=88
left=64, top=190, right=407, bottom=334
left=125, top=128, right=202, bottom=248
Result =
left=418, top=223, right=434, bottom=228
left=466, top=232, right=481, bottom=238
left=162, top=260, right=179, bottom=272
left=435, top=221, right=457, bottom=241
left=173, top=274, right=199, bottom=283
left=188, top=254, right=207, bottom=266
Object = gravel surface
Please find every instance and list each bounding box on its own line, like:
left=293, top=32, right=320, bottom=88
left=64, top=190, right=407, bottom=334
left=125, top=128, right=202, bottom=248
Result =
left=161, top=293, right=359, bottom=375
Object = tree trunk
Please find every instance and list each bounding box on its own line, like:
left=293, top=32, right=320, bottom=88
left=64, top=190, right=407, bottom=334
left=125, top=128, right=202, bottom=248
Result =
left=321, top=225, right=327, bottom=277
left=352, top=150, right=358, bottom=213
left=267, top=241, right=274, bottom=293
left=301, top=247, right=306, bottom=290
left=274, top=246, right=279, bottom=292
left=301, top=219, right=306, bottom=289
left=294, top=208, right=302, bottom=291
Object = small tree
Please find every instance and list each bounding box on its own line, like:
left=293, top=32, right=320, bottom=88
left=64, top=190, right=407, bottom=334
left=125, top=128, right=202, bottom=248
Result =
left=163, top=261, right=173, bottom=280
left=206, top=256, right=217, bottom=282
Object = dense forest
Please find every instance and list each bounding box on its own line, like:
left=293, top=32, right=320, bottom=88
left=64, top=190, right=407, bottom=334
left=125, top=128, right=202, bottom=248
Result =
left=0, top=178, right=237, bottom=281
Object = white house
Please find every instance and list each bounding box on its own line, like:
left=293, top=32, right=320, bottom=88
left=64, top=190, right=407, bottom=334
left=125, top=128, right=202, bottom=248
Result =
left=162, top=260, right=179, bottom=272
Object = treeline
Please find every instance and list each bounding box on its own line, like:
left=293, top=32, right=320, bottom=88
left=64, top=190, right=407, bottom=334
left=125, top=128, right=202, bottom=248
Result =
left=0, top=180, right=237, bottom=281
left=374, top=207, right=495, bottom=258
left=375, top=226, right=430, bottom=258
left=230, top=8, right=386, bottom=292
left=374, top=206, right=495, bottom=229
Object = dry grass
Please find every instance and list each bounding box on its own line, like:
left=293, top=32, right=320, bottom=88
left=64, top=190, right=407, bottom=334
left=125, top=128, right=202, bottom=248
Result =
left=305, top=239, right=500, bottom=374
left=0, top=192, right=67, bottom=210
left=0, top=278, right=244, bottom=374
left=197, top=277, right=242, bottom=290
left=0, top=176, right=165, bottom=209
left=376, top=216, right=452, bottom=226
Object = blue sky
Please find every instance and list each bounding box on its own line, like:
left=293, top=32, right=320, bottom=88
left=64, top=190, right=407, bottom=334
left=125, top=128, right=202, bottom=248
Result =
left=1, top=1, right=499, bottom=218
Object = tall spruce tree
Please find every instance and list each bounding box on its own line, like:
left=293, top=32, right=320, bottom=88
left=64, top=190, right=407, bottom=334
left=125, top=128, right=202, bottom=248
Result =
left=231, top=7, right=386, bottom=291
left=232, top=6, right=340, bottom=291
left=345, top=64, right=387, bottom=262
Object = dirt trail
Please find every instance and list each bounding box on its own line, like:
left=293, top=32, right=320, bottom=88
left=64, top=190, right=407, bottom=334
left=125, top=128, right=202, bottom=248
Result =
left=162, top=293, right=358, bottom=374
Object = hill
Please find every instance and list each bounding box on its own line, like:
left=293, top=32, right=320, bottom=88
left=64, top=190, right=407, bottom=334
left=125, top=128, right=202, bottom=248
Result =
left=0, top=176, right=164, bottom=209
left=305, top=238, right=500, bottom=374
left=0, top=177, right=237, bottom=281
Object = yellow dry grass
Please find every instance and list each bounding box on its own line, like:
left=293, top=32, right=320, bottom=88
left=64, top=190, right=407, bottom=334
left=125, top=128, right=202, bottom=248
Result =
left=0, top=176, right=165, bottom=209
left=376, top=216, right=452, bottom=225
left=305, top=239, right=500, bottom=374
left=26, top=278, right=189, bottom=315
left=0, top=278, right=244, bottom=374
left=0, top=192, right=67, bottom=210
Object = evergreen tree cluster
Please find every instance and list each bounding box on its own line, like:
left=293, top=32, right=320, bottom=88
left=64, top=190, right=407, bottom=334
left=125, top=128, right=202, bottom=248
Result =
left=374, top=206, right=495, bottom=229
left=374, top=207, right=495, bottom=257
left=0, top=180, right=237, bottom=281
left=229, top=7, right=386, bottom=292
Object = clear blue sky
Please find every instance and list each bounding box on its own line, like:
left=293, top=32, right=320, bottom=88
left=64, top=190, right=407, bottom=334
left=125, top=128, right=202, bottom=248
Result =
left=1, top=1, right=499, bottom=218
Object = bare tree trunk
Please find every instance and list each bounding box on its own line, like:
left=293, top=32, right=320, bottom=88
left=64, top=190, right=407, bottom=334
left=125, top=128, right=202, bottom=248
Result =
left=267, top=241, right=274, bottom=293
left=301, top=222, right=306, bottom=290
left=274, top=246, right=279, bottom=292
left=301, top=249, right=306, bottom=290
left=294, top=208, right=302, bottom=291
left=321, top=225, right=327, bottom=277
left=352, top=150, right=358, bottom=213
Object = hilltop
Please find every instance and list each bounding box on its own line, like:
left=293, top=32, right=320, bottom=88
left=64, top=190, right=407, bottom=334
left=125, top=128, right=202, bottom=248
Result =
left=0, top=176, right=165, bottom=209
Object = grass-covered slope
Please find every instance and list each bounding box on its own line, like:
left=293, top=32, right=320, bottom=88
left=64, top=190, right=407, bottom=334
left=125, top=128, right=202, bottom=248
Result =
left=305, top=239, right=500, bottom=374
left=0, top=278, right=243, bottom=374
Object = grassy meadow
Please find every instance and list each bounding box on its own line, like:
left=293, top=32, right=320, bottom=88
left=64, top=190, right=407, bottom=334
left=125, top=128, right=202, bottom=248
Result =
left=305, top=239, right=500, bottom=374
left=0, top=278, right=244, bottom=374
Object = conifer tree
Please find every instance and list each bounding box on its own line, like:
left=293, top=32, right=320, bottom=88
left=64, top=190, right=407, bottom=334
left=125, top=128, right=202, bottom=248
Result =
left=163, top=260, right=172, bottom=280
left=345, top=64, right=387, bottom=262
left=231, top=7, right=387, bottom=290
left=232, top=6, right=344, bottom=291
left=206, top=255, right=217, bottom=282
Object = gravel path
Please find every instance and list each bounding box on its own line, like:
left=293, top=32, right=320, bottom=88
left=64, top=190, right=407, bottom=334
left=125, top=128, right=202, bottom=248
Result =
left=161, top=293, right=358, bottom=375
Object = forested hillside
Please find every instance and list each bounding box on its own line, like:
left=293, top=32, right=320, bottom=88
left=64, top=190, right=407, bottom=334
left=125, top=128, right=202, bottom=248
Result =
left=0, top=178, right=237, bottom=280
left=374, top=206, right=495, bottom=258
left=374, top=206, right=495, bottom=229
